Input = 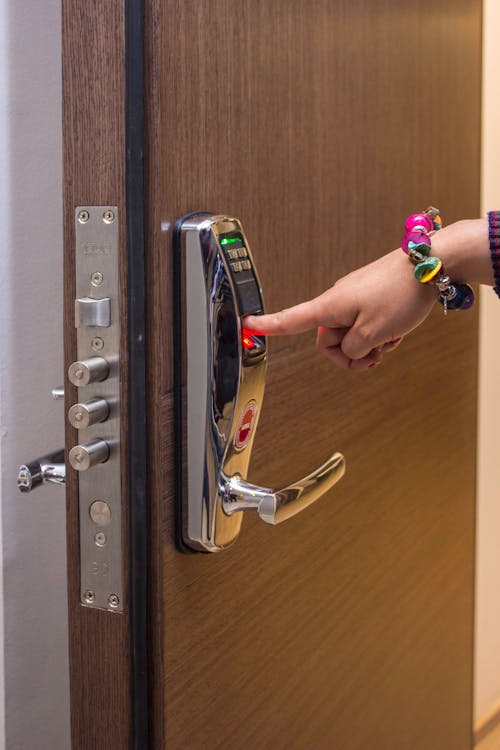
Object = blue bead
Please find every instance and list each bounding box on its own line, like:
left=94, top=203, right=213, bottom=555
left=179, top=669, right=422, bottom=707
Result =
left=447, top=283, right=475, bottom=311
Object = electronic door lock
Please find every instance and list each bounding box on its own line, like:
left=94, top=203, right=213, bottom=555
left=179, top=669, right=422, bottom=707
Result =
left=174, top=213, right=346, bottom=552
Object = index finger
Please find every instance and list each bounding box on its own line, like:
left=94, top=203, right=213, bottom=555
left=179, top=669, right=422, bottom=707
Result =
left=243, top=296, right=330, bottom=336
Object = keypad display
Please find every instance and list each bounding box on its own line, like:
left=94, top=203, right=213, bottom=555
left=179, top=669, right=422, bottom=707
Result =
left=219, top=232, right=263, bottom=315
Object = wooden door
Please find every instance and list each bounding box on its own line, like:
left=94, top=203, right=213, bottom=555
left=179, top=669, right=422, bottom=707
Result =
left=63, top=1, right=481, bottom=748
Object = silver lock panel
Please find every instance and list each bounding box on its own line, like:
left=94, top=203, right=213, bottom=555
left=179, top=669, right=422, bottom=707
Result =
left=73, top=206, right=123, bottom=611
left=174, top=214, right=346, bottom=553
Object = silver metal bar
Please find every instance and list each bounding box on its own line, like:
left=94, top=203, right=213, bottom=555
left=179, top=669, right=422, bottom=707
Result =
left=73, top=206, right=123, bottom=611
left=222, top=452, right=346, bottom=524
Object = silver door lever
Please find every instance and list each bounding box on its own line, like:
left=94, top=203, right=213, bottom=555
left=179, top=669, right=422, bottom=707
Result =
left=222, top=452, right=345, bottom=524
left=18, top=387, right=66, bottom=492
left=17, top=450, right=66, bottom=492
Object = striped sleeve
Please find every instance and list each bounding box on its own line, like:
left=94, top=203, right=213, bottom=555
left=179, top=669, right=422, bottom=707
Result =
left=487, top=210, right=500, bottom=298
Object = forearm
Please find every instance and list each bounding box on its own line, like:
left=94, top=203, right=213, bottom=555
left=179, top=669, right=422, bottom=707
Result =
left=430, top=218, right=493, bottom=286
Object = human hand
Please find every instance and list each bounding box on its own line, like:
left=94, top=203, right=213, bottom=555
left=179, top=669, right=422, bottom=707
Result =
left=243, top=248, right=438, bottom=371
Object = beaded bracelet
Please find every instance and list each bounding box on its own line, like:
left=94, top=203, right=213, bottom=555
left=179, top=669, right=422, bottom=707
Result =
left=487, top=210, right=500, bottom=298
left=401, top=207, right=475, bottom=314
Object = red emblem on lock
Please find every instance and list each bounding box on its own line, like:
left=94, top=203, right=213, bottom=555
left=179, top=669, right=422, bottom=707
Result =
left=234, top=400, right=258, bottom=451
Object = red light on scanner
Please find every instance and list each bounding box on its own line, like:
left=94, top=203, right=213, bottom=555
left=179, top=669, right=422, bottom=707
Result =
left=242, top=333, right=256, bottom=350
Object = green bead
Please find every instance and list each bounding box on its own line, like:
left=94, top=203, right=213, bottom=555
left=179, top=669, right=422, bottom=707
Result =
left=413, top=256, right=442, bottom=283
left=408, top=240, right=431, bottom=256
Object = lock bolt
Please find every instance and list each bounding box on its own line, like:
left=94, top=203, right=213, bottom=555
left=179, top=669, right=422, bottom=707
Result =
left=69, top=439, right=110, bottom=471
left=68, top=357, right=109, bottom=386
left=68, top=398, right=110, bottom=429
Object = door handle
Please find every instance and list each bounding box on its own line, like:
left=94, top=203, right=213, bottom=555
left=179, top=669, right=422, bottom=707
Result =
left=17, top=449, right=66, bottom=492
left=17, top=386, right=66, bottom=492
left=174, top=214, right=346, bottom=552
left=222, top=452, right=345, bottom=525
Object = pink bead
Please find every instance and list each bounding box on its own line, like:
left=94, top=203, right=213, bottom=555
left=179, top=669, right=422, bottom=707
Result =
left=401, top=231, right=431, bottom=254
left=404, top=213, right=434, bottom=233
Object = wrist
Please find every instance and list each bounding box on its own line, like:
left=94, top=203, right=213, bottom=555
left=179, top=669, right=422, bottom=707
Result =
left=430, top=218, right=490, bottom=285
left=391, top=248, right=439, bottom=304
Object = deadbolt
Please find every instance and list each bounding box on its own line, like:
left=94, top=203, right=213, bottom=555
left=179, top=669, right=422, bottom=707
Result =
left=75, top=296, right=111, bottom=327
left=68, top=356, right=109, bottom=386
left=68, top=398, right=110, bottom=429
left=69, top=439, right=110, bottom=471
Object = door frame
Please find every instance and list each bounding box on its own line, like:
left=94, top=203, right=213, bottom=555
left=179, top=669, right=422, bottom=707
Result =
left=62, top=1, right=148, bottom=747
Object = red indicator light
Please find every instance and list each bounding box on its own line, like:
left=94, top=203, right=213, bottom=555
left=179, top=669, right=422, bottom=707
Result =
left=242, top=333, right=255, bottom=350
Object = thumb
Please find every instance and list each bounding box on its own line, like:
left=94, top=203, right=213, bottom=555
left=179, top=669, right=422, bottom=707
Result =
left=243, top=286, right=357, bottom=336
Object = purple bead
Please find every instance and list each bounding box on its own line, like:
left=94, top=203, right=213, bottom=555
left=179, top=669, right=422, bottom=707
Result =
left=405, top=213, right=434, bottom=233
left=457, top=284, right=475, bottom=310
left=401, top=231, right=431, bottom=254
left=447, top=283, right=475, bottom=311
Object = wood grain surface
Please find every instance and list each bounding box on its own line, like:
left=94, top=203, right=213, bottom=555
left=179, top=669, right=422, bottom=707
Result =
left=62, top=2, right=131, bottom=748
left=144, top=1, right=481, bottom=749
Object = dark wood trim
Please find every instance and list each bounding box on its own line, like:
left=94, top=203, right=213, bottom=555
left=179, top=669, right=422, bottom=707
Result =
left=62, top=1, right=133, bottom=747
left=124, top=0, right=149, bottom=748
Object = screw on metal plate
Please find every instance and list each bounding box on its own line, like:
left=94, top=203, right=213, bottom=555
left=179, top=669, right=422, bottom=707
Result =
left=78, top=210, right=90, bottom=224
left=91, top=336, right=105, bottom=352
left=84, top=590, right=95, bottom=604
left=95, top=532, right=107, bottom=547
left=91, top=271, right=104, bottom=287
left=108, top=594, right=119, bottom=608
left=103, top=209, right=115, bottom=224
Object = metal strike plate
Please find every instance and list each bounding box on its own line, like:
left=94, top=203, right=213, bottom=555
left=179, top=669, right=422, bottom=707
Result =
left=74, top=207, right=123, bottom=612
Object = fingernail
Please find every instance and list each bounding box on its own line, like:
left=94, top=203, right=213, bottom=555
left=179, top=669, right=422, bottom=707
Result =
left=369, top=362, right=376, bottom=368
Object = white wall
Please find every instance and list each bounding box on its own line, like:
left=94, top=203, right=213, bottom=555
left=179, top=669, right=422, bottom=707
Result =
left=0, top=1, right=70, bottom=748
left=475, top=0, right=500, bottom=729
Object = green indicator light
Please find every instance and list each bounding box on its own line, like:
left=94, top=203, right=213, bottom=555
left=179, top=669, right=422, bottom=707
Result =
left=220, top=237, right=242, bottom=245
